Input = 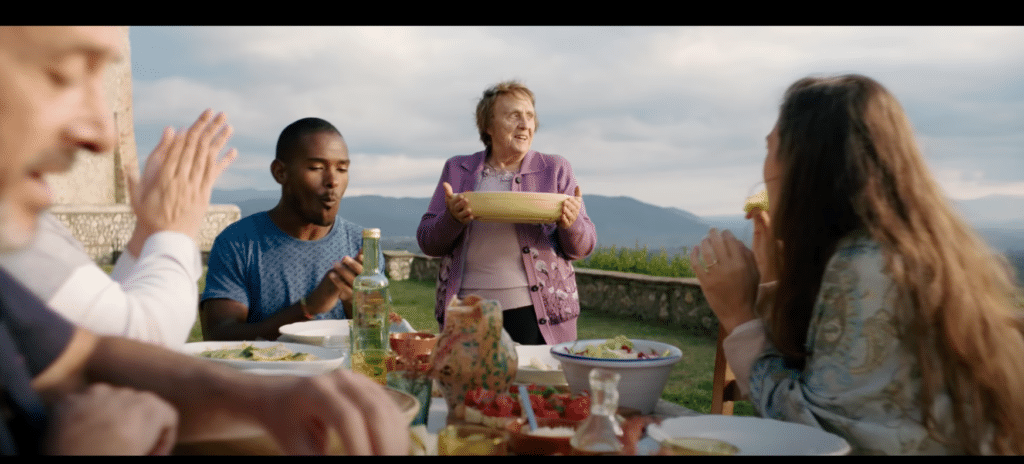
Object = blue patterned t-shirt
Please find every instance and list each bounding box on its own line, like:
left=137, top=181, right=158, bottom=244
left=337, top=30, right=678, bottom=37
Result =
left=202, top=211, right=373, bottom=322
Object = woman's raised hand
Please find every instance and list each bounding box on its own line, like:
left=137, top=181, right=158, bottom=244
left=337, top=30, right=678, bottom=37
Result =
left=558, top=186, right=583, bottom=229
left=690, top=228, right=759, bottom=335
left=443, top=182, right=474, bottom=225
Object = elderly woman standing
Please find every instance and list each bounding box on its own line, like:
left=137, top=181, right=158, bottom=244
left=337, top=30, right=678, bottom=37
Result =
left=417, top=81, right=596, bottom=345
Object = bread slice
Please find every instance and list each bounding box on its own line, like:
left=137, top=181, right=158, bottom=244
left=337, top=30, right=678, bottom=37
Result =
left=744, top=189, right=769, bottom=214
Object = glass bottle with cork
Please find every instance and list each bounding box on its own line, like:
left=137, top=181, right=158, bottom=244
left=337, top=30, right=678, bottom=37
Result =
left=350, top=228, right=390, bottom=385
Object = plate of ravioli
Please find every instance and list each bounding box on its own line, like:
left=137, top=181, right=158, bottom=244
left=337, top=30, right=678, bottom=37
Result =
left=182, top=341, right=346, bottom=375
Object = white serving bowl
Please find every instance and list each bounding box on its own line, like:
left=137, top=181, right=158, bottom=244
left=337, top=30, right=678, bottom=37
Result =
left=514, top=344, right=567, bottom=386
left=278, top=319, right=350, bottom=348
left=182, top=341, right=346, bottom=375
left=550, top=339, right=682, bottom=414
left=462, top=191, right=569, bottom=224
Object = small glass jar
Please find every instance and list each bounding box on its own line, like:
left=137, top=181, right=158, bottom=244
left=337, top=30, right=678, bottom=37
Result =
left=570, top=368, right=624, bottom=454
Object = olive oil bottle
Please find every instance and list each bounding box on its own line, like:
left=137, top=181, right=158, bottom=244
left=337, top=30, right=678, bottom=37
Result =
left=350, top=228, right=390, bottom=385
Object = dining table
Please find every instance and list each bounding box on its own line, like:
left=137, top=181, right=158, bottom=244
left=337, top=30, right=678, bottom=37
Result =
left=176, top=326, right=850, bottom=455
left=425, top=395, right=698, bottom=435
left=172, top=377, right=702, bottom=455
left=414, top=389, right=703, bottom=455
left=174, top=386, right=853, bottom=456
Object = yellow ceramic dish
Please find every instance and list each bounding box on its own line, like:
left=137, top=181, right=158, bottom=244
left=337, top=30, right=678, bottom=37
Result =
left=462, top=192, right=569, bottom=224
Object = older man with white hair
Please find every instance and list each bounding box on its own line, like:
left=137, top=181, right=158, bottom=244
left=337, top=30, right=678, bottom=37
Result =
left=0, top=26, right=409, bottom=455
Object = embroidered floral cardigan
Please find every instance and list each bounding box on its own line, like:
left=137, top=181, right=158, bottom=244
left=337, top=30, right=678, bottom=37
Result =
left=416, top=150, right=597, bottom=344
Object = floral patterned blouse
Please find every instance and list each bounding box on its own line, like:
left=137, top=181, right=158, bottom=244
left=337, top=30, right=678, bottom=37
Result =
left=725, top=231, right=956, bottom=454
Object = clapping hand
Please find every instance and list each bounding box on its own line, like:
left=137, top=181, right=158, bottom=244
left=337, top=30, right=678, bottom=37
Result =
left=123, top=110, right=237, bottom=257
left=307, top=251, right=363, bottom=317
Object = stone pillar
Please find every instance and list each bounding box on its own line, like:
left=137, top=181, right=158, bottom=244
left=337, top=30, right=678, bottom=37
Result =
left=383, top=250, right=415, bottom=281
left=47, top=26, right=132, bottom=205
left=46, top=26, right=239, bottom=265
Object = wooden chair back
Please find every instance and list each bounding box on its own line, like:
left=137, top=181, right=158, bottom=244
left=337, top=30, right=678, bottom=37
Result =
left=711, top=325, right=743, bottom=415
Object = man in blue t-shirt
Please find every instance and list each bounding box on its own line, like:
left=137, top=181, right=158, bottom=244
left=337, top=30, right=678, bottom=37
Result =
left=200, top=117, right=377, bottom=341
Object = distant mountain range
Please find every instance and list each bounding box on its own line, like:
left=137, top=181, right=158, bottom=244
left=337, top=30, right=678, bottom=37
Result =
left=211, top=189, right=1024, bottom=255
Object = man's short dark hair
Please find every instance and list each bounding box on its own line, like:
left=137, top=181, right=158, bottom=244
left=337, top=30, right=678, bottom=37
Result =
left=275, top=117, right=343, bottom=162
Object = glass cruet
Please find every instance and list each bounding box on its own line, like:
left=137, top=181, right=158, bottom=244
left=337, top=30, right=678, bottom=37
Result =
left=570, top=367, right=624, bottom=454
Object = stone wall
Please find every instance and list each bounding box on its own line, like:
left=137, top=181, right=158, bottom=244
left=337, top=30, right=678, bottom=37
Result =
left=384, top=253, right=718, bottom=339
left=574, top=269, right=717, bottom=338
left=45, top=27, right=238, bottom=264
left=409, top=253, right=441, bottom=282
left=53, top=204, right=240, bottom=265
left=48, top=26, right=133, bottom=206
left=383, top=250, right=416, bottom=281
left=195, top=205, right=243, bottom=259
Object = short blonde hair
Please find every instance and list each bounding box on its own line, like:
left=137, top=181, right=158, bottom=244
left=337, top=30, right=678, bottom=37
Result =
left=475, top=80, right=538, bottom=150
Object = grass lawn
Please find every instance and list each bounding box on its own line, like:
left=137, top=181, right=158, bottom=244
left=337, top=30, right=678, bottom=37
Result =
left=189, top=269, right=753, bottom=416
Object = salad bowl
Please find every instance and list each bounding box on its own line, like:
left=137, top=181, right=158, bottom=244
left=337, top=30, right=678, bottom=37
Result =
left=551, top=338, right=682, bottom=414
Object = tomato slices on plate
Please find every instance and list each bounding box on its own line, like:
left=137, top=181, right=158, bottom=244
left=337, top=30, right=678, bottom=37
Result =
left=464, top=384, right=591, bottom=425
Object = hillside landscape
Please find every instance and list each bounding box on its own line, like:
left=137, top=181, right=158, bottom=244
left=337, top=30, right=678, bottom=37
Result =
left=211, top=190, right=1024, bottom=274
left=214, top=190, right=726, bottom=254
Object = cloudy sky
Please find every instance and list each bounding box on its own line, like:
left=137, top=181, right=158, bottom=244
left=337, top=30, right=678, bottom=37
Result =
left=127, top=26, right=1024, bottom=218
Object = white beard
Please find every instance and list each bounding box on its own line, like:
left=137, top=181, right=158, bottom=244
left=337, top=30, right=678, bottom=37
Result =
left=0, top=199, right=36, bottom=254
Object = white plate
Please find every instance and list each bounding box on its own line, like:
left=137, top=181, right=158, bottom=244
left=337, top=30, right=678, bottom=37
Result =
left=242, top=368, right=320, bottom=377
left=182, top=341, right=346, bottom=375
left=514, top=344, right=567, bottom=386
left=643, top=415, right=851, bottom=455
left=278, top=320, right=350, bottom=347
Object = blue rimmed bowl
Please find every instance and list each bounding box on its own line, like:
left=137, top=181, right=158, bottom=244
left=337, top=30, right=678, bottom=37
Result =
left=550, top=339, right=683, bottom=414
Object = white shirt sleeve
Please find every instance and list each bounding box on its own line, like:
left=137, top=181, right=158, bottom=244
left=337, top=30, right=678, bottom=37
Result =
left=47, top=232, right=201, bottom=347
left=109, top=242, right=136, bottom=281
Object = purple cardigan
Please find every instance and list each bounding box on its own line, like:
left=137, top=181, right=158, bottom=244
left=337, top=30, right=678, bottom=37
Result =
left=417, top=150, right=597, bottom=345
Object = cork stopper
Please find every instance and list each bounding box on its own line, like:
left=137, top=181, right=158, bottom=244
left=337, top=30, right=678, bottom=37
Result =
left=362, top=228, right=381, bottom=238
